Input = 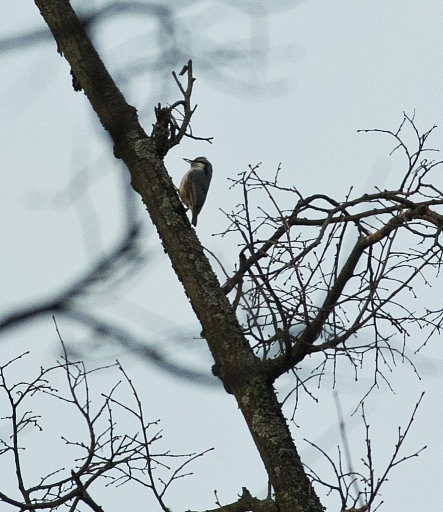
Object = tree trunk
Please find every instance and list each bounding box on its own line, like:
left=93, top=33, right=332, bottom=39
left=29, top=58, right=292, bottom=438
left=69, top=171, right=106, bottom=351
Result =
left=34, top=1, right=324, bottom=510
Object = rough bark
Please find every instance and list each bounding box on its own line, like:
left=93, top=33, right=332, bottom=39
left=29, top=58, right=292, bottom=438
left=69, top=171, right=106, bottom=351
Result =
left=33, top=1, right=324, bottom=511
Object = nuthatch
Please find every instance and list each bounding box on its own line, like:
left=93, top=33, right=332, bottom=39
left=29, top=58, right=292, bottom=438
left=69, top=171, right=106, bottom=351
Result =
left=179, top=156, right=213, bottom=226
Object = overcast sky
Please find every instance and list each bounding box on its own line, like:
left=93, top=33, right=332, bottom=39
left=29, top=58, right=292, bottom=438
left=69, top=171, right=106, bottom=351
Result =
left=1, top=1, right=443, bottom=511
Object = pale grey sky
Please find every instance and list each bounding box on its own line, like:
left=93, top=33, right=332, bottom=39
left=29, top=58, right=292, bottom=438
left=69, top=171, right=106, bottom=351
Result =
left=1, top=1, right=442, bottom=510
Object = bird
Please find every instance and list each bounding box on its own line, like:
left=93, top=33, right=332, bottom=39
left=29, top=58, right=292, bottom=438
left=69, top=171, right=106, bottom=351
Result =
left=179, top=156, right=213, bottom=226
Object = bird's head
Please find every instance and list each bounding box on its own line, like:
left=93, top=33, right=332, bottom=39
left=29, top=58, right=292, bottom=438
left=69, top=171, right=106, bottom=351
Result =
left=184, top=156, right=212, bottom=172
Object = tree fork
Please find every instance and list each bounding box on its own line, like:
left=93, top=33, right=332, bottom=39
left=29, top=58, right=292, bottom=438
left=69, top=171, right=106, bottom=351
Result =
left=34, top=0, right=324, bottom=510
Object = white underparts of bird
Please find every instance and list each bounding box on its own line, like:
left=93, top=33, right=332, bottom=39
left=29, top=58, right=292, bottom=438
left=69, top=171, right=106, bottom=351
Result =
left=179, top=156, right=213, bottom=226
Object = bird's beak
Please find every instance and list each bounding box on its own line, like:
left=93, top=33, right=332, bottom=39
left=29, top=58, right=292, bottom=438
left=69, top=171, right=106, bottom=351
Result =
left=183, top=158, right=192, bottom=163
